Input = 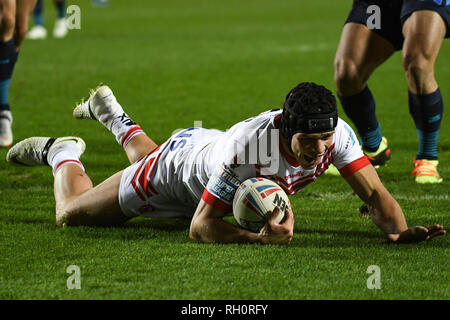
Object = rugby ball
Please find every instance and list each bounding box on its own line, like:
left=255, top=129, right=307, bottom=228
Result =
left=232, top=177, right=290, bottom=233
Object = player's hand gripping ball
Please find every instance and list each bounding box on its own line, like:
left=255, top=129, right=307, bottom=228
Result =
left=232, top=178, right=290, bottom=232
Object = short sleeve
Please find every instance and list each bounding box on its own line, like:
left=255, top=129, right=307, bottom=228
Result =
left=201, top=111, right=276, bottom=211
left=332, top=119, right=371, bottom=177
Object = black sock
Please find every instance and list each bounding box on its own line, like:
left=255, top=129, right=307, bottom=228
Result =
left=409, top=89, right=443, bottom=160
left=338, top=86, right=381, bottom=152
left=0, top=39, right=17, bottom=112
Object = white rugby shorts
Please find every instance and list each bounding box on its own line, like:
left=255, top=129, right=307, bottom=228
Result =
left=118, top=146, right=195, bottom=219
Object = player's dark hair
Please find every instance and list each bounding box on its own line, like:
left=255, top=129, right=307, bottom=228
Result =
left=280, top=82, right=338, bottom=150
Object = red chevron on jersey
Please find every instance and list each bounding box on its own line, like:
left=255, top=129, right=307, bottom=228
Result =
left=130, top=155, right=148, bottom=201
left=130, top=149, right=162, bottom=201
left=275, top=144, right=335, bottom=194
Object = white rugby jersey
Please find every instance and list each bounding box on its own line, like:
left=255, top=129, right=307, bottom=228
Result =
left=126, top=109, right=370, bottom=216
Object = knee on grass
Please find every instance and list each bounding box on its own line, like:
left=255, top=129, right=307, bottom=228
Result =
left=56, top=208, right=88, bottom=227
left=56, top=207, right=128, bottom=227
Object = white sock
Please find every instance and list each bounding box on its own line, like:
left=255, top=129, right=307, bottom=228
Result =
left=0, top=110, right=12, bottom=135
left=110, top=116, right=145, bottom=148
left=50, top=149, right=85, bottom=176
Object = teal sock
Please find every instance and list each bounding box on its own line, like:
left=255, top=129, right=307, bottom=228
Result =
left=55, top=0, right=66, bottom=19
left=0, top=39, right=17, bottom=112
left=409, top=89, right=443, bottom=160
left=338, top=86, right=382, bottom=152
left=34, top=0, right=44, bottom=26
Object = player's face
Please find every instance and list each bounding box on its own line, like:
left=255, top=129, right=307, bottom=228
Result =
left=291, top=131, right=334, bottom=169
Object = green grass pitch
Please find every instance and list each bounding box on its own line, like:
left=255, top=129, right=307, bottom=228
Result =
left=0, top=0, right=449, bottom=300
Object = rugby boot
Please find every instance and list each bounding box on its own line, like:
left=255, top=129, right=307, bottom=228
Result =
left=412, top=159, right=443, bottom=184
left=363, top=136, right=391, bottom=168
left=7, top=136, right=85, bottom=166
left=324, top=163, right=340, bottom=176
left=0, top=110, right=13, bottom=148
left=53, top=18, right=68, bottom=38
left=73, top=84, right=135, bottom=131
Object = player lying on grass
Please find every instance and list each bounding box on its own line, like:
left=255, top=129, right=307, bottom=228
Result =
left=6, top=82, right=446, bottom=244
left=0, top=0, right=38, bottom=147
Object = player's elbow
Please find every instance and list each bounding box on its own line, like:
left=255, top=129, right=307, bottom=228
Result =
left=189, top=222, right=200, bottom=241
left=189, top=216, right=204, bottom=242
left=189, top=216, right=216, bottom=243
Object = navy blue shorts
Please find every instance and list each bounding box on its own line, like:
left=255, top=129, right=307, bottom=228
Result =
left=345, top=0, right=450, bottom=51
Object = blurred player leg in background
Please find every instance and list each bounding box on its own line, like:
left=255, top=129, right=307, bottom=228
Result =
left=15, top=0, right=38, bottom=48
left=334, top=6, right=398, bottom=168
left=0, top=0, right=16, bottom=147
left=27, top=0, right=46, bottom=39
left=0, top=0, right=36, bottom=148
left=92, top=0, right=109, bottom=8
left=52, top=0, right=67, bottom=38
left=325, top=22, right=394, bottom=176
left=27, top=0, right=67, bottom=40
left=73, top=85, right=159, bottom=163
left=401, top=9, right=446, bottom=184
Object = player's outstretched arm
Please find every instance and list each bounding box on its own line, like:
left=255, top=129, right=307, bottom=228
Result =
left=344, top=165, right=446, bottom=243
left=189, top=200, right=294, bottom=244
